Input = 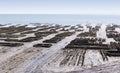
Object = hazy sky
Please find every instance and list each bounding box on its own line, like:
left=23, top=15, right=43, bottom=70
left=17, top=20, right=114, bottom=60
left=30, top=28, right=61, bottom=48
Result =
left=0, top=0, right=120, bottom=15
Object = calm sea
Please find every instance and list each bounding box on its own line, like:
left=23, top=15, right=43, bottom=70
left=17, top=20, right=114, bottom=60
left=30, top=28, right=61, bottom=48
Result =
left=0, top=14, right=120, bottom=25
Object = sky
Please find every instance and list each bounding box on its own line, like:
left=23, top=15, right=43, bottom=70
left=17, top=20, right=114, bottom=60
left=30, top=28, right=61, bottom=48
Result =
left=0, top=0, right=120, bottom=15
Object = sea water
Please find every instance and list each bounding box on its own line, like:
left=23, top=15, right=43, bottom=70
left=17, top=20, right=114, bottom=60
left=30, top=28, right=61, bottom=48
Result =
left=0, top=14, right=120, bottom=25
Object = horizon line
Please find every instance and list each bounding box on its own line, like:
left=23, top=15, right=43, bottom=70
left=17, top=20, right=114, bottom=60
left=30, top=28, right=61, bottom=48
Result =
left=0, top=13, right=120, bottom=16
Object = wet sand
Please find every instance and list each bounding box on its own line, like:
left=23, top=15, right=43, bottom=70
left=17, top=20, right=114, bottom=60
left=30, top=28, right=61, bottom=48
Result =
left=0, top=24, right=120, bottom=73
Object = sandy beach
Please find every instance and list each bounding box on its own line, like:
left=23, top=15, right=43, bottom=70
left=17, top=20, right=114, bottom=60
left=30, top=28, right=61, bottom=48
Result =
left=0, top=23, right=120, bottom=73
